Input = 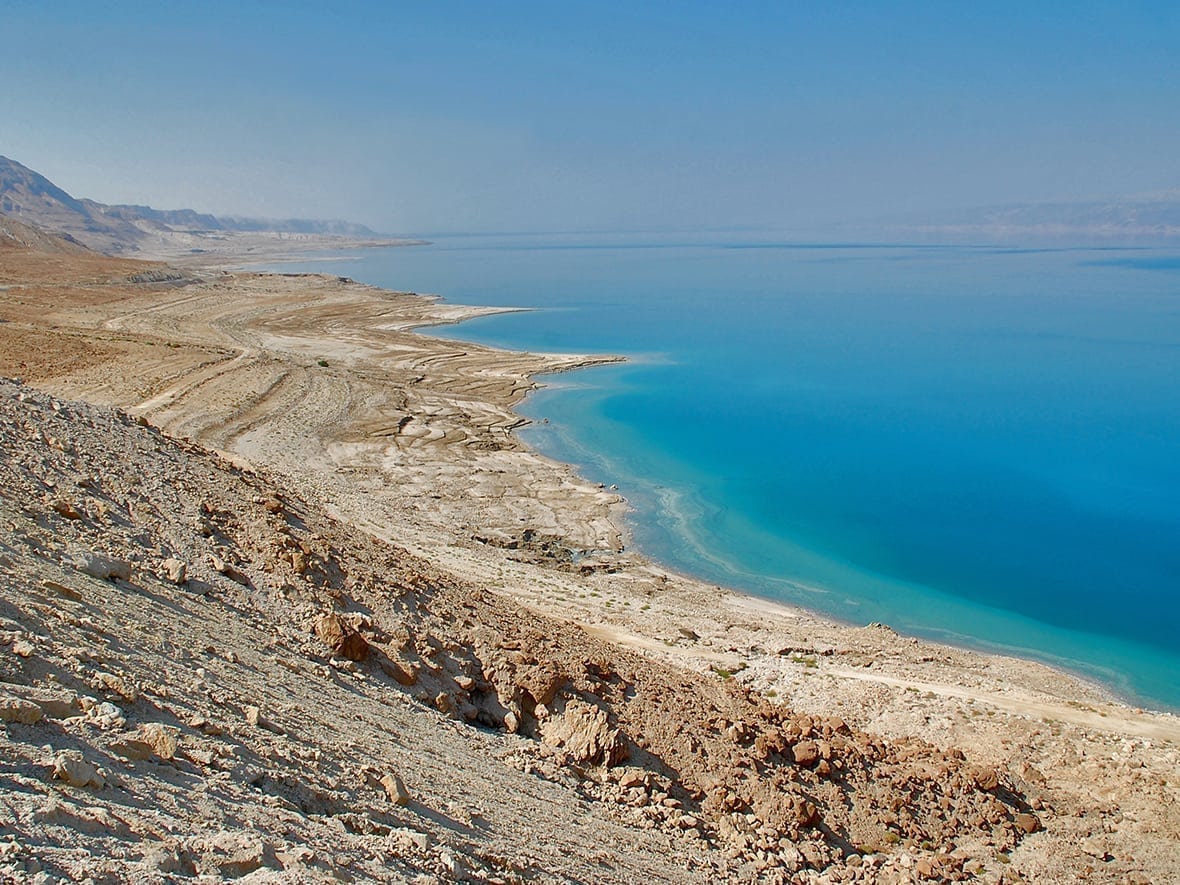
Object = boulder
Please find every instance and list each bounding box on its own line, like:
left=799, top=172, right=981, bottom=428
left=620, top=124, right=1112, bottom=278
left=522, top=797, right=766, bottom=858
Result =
left=67, top=549, right=131, bottom=582
left=52, top=750, right=105, bottom=789
left=380, top=771, right=411, bottom=806
left=0, top=695, right=43, bottom=724
left=314, top=613, right=369, bottom=661
left=792, top=740, right=820, bottom=768
left=539, top=698, right=629, bottom=767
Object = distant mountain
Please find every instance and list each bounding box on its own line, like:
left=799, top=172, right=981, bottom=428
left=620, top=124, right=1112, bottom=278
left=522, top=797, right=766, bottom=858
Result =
left=850, top=196, right=1180, bottom=244
left=0, top=155, right=380, bottom=253
left=217, top=216, right=378, bottom=237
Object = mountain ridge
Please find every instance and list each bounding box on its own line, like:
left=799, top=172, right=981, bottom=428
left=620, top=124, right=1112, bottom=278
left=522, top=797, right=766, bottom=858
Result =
left=0, top=155, right=380, bottom=254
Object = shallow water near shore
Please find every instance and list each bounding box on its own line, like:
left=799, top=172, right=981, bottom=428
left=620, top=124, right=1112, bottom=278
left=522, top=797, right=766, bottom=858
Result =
left=276, top=234, right=1180, bottom=710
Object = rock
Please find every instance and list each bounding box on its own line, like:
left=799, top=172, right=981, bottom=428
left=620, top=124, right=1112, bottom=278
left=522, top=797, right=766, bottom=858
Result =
left=52, top=750, right=105, bottom=789
left=17, top=689, right=81, bottom=719
left=139, top=723, right=180, bottom=760
left=503, top=710, right=520, bottom=733
left=141, top=844, right=183, bottom=874
left=161, top=558, right=187, bottom=585
left=95, top=671, right=139, bottom=702
left=380, top=771, right=411, bottom=806
left=88, top=701, right=127, bottom=730
left=245, top=705, right=283, bottom=734
left=618, top=769, right=647, bottom=789
left=109, top=738, right=155, bottom=761
left=10, top=639, right=34, bottom=658
left=209, top=554, right=250, bottom=586
left=1014, top=812, right=1042, bottom=834
left=0, top=695, right=44, bottom=724
left=539, top=698, right=629, bottom=767
left=972, top=766, right=1000, bottom=791
left=517, top=663, right=566, bottom=707
left=41, top=579, right=82, bottom=600
left=201, top=832, right=266, bottom=877
left=67, top=549, right=132, bottom=582
left=379, top=657, right=419, bottom=686
left=792, top=740, right=820, bottom=767
left=314, top=613, right=369, bottom=662
left=51, top=499, right=82, bottom=519
left=791, top=797, right=819, bottom=827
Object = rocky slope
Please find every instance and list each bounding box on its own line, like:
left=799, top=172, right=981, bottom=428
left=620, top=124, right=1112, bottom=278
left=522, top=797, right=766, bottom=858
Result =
left=0, top=380, right=1042, bottom=882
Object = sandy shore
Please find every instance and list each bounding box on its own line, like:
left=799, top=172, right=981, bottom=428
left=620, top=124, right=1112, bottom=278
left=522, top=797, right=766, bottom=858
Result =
left=2, top=238, right=1178, bottom=882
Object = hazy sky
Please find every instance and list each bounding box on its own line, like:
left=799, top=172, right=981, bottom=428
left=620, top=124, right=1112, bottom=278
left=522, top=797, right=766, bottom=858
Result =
left=3, top=1, right=1178, bottom=234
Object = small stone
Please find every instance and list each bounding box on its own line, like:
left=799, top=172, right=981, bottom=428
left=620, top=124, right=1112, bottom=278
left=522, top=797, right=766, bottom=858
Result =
left=161, top=558, right=187, bottom=585
left=454, top=675, right=476, bottom=692
left=11, top=639, right=34, bottom=658
left=209, top=555, right=250, bottom=586
left=380, top=772, right=411, bottom=806
left=503, top=710, right=520, bottom=733
left=51, top=499, right=82, bottom=520
left=618, top=769, right=646, bottom=789
left=244, top=705, right=282, bottom=734
left=379, top=658, right=419, bottom=686
left=972, top=766, right=1000, bottom=791
left=52, top=750, right=105, bottom=789
left=1014, top=812, right=1041, bottom=834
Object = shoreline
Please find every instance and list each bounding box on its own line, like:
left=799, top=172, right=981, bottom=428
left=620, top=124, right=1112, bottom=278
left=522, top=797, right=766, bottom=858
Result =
left=3, top=238, right=1179, bottom=880
left=413, top=286, right=1176, bottom=719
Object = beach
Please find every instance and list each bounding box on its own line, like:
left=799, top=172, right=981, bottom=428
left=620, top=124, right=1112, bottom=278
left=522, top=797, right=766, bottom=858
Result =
left=2, top=236, right=1179, bottom=882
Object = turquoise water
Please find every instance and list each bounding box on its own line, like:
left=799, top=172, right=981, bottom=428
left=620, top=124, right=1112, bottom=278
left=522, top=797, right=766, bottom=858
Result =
left=276, top=235, right=1180, bottom=711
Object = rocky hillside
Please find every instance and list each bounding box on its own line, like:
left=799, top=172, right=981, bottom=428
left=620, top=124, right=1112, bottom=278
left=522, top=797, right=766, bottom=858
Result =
left=0, top=156, right=378, bottom=254
left=0, top=377, right=1046, bottom=882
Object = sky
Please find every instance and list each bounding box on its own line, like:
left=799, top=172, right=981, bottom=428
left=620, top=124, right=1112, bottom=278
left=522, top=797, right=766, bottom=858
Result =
left=3, top=1, right=1179, bottom=234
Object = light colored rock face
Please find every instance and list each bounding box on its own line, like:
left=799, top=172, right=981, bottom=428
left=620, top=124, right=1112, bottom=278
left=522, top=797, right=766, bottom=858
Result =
left=539, top=698, right=629, bottom=767
left=1, top=247, right=1178, bottom=884
left=52, top=751, right=104, bottom=789
left=65, top=548, right=132, bottom=582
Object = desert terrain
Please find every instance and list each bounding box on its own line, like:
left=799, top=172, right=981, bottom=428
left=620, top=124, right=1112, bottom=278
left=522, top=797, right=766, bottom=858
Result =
left=1, top=222, right=1178, bottom=883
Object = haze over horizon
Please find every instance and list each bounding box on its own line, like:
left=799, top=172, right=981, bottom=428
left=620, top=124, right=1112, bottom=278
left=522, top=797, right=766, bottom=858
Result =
left=4, top=1, right=1179, bottom=235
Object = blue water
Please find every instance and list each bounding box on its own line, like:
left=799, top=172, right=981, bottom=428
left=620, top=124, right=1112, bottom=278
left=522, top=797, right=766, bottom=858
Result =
left=275, top=235, right=1180, bottom=711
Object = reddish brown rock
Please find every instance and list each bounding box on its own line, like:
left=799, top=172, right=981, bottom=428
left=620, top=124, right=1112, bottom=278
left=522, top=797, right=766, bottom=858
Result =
left=1014, top=812, right=1042, bottom=834
left=314, top=613, right=369, bottom=661
left=792, top=740, right=820, bottom=767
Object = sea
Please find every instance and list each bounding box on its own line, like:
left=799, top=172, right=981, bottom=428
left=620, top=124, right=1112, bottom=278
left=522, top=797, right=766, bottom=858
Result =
left=273, top=233, right=1180, bottom=712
